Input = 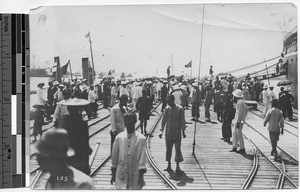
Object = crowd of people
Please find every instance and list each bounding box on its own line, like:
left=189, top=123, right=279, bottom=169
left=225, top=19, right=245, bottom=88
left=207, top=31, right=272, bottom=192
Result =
left=32, top=72, right=295, bottom=189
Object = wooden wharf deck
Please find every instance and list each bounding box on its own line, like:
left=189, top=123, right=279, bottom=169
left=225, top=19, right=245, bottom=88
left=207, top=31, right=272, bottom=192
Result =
left=30, top=101, right=298, bottom=190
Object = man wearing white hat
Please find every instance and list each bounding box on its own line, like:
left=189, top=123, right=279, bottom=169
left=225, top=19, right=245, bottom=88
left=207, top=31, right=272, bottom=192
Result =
left=268, top=85, right=276, bottom=101
left=262, top=84, right=271, bottom=117
left=119, top=81, right=129, bottom=97
left=229, top=89, right=248, bottom=154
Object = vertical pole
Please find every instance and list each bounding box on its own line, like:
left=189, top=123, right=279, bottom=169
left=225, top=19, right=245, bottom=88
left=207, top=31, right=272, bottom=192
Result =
left=54, top=57, right=61, bottom=83
left=171, top=54, right=174, bottom=75
left=190, top=62, right=192, bottom=78
left=265, top=64, right=270, bottom=85
left=68, top=60, right=73, bottom=81
left=198, top=4, right=205, bottom=82
left=193, top=4, right=205, bottom=155
left=88, top=31, right=95, bottom=82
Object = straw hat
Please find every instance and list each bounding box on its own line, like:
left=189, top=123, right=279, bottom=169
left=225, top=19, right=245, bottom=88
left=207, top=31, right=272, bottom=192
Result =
left=53, top=81, right=59, bottom=86
left=163, top=80, right=168, bottom=84
left=34, top=128, right=75, bottom=158
left=58, top=98, right=90, bottom=106
left=263, top=84, right=268, bottom=89
left=269, top=85, right=274, bottom=88
left=173, top=85, right=180, bottom=90
left=58, top=84, right=65, bottom=88
left=192, top=82, right=198, bottom=87
left=232, top=89, right=244, bottom=98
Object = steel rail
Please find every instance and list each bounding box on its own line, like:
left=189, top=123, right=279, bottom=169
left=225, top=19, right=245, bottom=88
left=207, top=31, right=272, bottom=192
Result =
left=89, top=102, right=163, bottom=176
left=146, top=113, right=177, bottom=189
left=245, top=122, right=298, bottom=165
left=241, top=137, right=259, bottom=189
left=249, top=139, right=298, bottom=189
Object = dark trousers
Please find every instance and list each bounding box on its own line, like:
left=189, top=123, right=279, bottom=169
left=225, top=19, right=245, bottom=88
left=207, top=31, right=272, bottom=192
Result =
left=165, top=139, right=183, bottom=163
left=205, top=103, right=210, bottom=119
left=191, top=103, right=200, bottom=118
left=161, top=97, right=167, bottom=112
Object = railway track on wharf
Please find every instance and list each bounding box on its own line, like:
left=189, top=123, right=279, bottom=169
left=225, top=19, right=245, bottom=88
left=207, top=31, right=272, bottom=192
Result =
left=249, top=109, right=298, bottom=137
left=30, top=105, right=111, bottom=189
left=241, top=134, right=298, bottom=189
left=256, top=103, right=298, bottom=129
left=244, top=111, right=298, bottom=162
left=29, top=102, right=107, bottom=140
left=241, top=119, right=298, bottom=189
left=31, top=102, right=163, bottom=189
left=88, top=102, right=169, bottom=190
left=148, top=106, right=256, bottom=190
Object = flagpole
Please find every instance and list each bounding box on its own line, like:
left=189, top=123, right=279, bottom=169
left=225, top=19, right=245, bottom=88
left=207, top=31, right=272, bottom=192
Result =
left=193, top=4, right=205, bottom=155
left=68, top=60, right=73, bottom=81
left=171, top=54, right=174, bottom=75
left=87, top=31, right=95, bottom=82
left=190, top=61, right=192, bottom=78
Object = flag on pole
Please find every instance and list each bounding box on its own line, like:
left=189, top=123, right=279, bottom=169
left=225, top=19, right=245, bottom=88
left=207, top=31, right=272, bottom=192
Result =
left=85, top=32, right=90, bottom=38
left=185, top=60, right=192, bottom=68
left=50, top=62, right=57, bottom=72
left=61, top=61, right=69, bottom=75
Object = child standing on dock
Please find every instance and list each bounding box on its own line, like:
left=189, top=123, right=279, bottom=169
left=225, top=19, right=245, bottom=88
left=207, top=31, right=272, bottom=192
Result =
left=263, top=99, right=284, bottom=160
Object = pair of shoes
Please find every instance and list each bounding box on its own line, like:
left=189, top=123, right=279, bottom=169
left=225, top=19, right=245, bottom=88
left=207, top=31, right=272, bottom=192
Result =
left=220, top=138, right=225, bottom=140
left=237, top=149, right=246, bottom=154
left=191, top=118, right=196, bottom=121
left=205, top=118, right=211, bottom=122
left=229, top=148, right=237, bottom=152
left=164, top=166, right=172, bottom=171
left=271, top=151, right=274, bottom=156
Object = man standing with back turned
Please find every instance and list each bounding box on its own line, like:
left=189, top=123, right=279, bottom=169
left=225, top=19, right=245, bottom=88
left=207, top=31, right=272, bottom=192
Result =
left=159, top=95, right=186, bottom=174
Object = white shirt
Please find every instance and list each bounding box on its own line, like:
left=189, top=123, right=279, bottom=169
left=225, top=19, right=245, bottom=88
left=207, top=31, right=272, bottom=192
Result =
left=131, top=86, right=142, bottom=100
left=234, top=99, right=248, bottom=124
left=54, top=89, right=64, bottom=102
left=88, top=90, right=97, bottom=103
left=53, top=104, right=69, bottom=123
left=268, top=90, right=276, bottom=101
left=172, top=90, right=183, bottom=106
left=37, top=88, right=47, bottom=104
left=262, top=90, right=271, bottom=104
left=155, top=82, right=162, bottom=92
left=119, top=86, right=129, bottom=97
left=111, top=131, right=146, bottom=189
left=111, top=86, right=117, bottom=97
left=110, top=104, right=126, bottom=133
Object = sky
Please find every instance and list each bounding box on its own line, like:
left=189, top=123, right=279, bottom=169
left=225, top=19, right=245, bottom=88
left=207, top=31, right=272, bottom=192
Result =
left=28, top=3, right=297, bottom=78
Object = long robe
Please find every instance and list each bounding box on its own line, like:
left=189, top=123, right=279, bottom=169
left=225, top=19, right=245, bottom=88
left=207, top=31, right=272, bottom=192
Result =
left=111, top=131, right=147, bottom=189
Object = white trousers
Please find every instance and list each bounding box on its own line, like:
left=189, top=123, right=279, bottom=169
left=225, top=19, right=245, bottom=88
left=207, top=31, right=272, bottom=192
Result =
left=132, top=98, right=138, bottom=111
left=263, top=103, right=270, bottom=116
left=232, top=123, right=244, bottom=149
